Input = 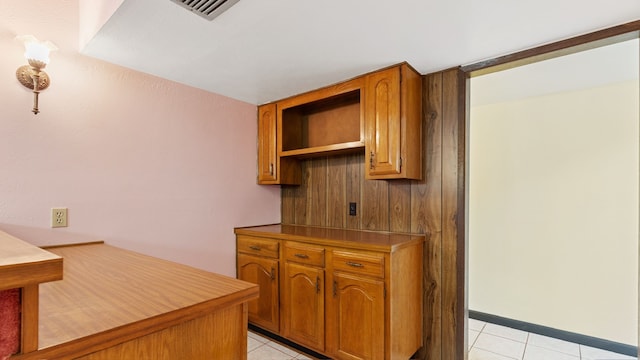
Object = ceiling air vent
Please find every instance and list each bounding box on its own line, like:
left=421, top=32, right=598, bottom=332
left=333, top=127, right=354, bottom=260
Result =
left=170, top=0, right=240, bottom=21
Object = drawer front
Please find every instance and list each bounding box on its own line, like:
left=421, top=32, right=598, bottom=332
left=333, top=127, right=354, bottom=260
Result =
left=332, top=250, right=385, bottom=278
left=284, top=242, right=325, bottom=267
left=237, top=235, right=279, bottom=258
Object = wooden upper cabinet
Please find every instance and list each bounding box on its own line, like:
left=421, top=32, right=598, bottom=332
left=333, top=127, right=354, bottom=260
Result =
left=256, top=62, right=421, bottom=185
left=257, top=104, right=278, bottom=184
left=365, top=63, right=422, bottom=180
left=257, top=103, right=300, bottom=185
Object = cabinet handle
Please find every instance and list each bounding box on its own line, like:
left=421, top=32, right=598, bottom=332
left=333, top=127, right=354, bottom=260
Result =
left=270, top=267, right=275, bottom=280
left=369, top=151, right=375, bottom=169
left=294, top=253, right=309, bottom=259
left=316, top=276, right=320, bottom=294
left=269, top=163, right=274, bottom=176
left=346, top=261, right=364, bottom=268
left=333, top=280, right=337, bottom=297
left=249, top=245, right=261, bottom=251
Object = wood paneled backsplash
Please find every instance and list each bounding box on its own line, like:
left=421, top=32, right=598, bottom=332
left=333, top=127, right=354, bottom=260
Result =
left=282, top=153, right=418, bottom=233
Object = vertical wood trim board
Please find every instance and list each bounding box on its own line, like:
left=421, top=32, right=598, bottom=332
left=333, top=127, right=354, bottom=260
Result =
left=21, top=285, right=39, bottom=354
left=440, top=68, right=468, bottom=360
left=279, top=69, right=467, bottom=360
left=418, top=72, right=444, bottom=360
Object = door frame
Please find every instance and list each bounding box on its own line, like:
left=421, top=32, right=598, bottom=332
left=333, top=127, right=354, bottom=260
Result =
left=455, top=19, right=640, bottom=359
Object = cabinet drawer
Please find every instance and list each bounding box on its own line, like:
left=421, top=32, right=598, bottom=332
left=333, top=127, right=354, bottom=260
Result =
left=332, top=250, right=385, bottom=278
left=237, top=235, right=279, bottom=259
left=284, top=242, right=325, bottom=267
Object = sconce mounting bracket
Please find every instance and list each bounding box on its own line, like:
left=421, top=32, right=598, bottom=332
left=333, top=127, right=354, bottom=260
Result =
left=16, top=65, right=50, bottom=91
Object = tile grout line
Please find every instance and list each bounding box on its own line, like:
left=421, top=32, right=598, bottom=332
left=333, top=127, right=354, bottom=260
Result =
left=521, top=332, right=530, bottom=360
left=577, top=347, right=583, bottom=360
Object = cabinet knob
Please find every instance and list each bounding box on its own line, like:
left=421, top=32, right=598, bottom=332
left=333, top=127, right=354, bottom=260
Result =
left=270, top=267, right=275, bottom=280
left=249, top=245, right=261, bottom=251
left=346, top=261, right=364, bottom=268
left=269, top=163, right=274, bottom=176
left=369, top=152, right=375, bottom=169
left=294, top=253, right=309, bottom=259
left=333, top=280, right=337, bottom=297
left=316, top=276, right=320, bottom=293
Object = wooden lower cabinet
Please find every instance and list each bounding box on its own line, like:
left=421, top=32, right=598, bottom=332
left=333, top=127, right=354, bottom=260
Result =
left=237, top=235, right=280, bottom=332
left=327, top=272, right=385, bottom=360
left=283, top=262, right=325, bottom=350
left=235, top=225, right=423, bottom=360
left=282, top=241, right=326, bottom=351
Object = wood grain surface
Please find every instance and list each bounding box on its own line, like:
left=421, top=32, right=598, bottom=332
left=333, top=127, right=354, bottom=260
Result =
left=0, top=230, right=62, bottom=291
left=236, top=224, right=424, bottom=252
left=237, top=225, right=424, bottom=359
left=12, top=243, right=257, bottom=360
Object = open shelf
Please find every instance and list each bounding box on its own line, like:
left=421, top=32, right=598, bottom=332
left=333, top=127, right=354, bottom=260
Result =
left=280, top=140, right=364, bottom=158
left=280, top=89, right=363, bottom=158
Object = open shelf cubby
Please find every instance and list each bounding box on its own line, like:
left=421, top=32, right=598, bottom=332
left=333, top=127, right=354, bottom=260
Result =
left=280, top=89, right=363, bottom=157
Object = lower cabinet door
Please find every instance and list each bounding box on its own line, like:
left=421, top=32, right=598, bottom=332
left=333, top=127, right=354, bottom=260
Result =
left=237, top=254, right=279, bottom=332
left=328, top=272, right=385, bottom=360
left=283, top=262, right=325, bottom=351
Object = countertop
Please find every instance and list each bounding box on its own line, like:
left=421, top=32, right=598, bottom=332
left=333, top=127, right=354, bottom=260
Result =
left=235, top=224, right=424, bottom=252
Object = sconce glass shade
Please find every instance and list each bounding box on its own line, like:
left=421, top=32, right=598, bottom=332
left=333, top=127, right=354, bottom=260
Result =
left=16, top=35, right=58, bottom=66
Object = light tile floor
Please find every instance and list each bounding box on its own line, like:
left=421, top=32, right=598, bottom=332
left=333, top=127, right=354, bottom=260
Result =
left=248, top=330, right=316, bottom=359
left=468, top=318, right=638, bottom=360
left=248, top=321, right=638, bottom=360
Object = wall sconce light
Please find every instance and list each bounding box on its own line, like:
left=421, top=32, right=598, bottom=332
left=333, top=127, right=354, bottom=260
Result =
left=15, top=35, right=57, bottom=115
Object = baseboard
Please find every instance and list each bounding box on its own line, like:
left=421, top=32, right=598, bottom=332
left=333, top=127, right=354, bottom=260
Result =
left=469, top=310, right=638, bottom=357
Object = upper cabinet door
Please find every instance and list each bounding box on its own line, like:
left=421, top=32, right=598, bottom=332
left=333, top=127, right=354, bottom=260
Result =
left=258, top=103, right=301, bottom=185
left=365, top=67, right=402, bottom=178
left=257, top=103, right=278, bottom=184
left=365, top=64, right=422, bottom=180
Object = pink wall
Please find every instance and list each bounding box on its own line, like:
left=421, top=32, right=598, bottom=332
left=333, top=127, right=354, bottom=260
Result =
left=0, top=0, right=280, bottom=277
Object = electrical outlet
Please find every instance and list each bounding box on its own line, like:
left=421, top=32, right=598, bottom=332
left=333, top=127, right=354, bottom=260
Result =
left=349, top=202, right=357, bottom=216
left=51, top=207, right=68, bottom=228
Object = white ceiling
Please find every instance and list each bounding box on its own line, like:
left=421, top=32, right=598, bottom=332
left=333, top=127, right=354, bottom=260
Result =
left=472, top=38, right=640, bottom=107
left=82, top=0, right=640, bottom=105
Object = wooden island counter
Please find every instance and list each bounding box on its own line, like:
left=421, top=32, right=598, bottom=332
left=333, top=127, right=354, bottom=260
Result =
left=1, top=230, right=258, bottom=360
